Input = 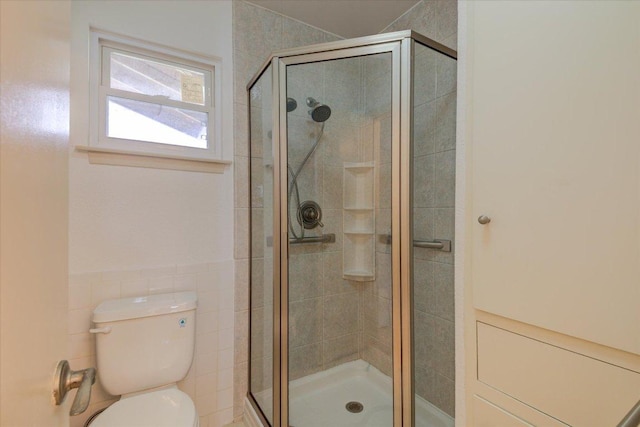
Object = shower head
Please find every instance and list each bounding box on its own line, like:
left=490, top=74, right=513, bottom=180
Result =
left=311, top=104, right=332, bottom=123
left=286, top=97, right=298, bottom=112
left=306, top=97, right=332, bottom=123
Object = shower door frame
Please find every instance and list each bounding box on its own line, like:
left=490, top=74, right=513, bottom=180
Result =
left=277, top=41, right=404, bottom=427
left=246, top=30, right=458, bottom=427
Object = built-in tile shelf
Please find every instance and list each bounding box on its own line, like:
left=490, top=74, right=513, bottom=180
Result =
left=343, top=162, right=375, bottom=282
left=344, top=209, right=374, bottom=234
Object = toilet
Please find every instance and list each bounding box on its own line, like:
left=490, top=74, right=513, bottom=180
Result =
left=88, top=291, right=198, bottom=427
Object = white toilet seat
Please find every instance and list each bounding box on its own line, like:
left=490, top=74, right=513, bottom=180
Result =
left=89, top=388, right=198, bottom=427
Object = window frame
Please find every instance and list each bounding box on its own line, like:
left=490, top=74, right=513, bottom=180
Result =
left=89, top=30, right=222, bottom=160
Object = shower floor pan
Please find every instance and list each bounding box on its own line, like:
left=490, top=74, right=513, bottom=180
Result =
left=253, top=360, right=454, bottom=427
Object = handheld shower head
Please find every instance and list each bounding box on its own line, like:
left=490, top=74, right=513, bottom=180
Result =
left=306, top=97, right=332, bottom=123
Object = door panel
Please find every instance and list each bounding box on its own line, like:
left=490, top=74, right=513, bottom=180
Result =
left=0, top=1, right=71, bottom=425
left=285, top=51, right=394, bottom=427
left=472, top=396, right=532, bottom=427
left=478, top=323, right=640, bottom=426
left=249, top=64, right=275, bottom=424
left=469, top=1, right=640, bottom=355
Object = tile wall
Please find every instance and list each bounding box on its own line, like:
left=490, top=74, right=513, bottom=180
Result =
left=411, top=43, right=457, bottom=417
left=67, top=261, right=234, bottom=427
left=286, top=56, right=368, bottom=383
left=234, top=0, right=458, bottom=420
left=361, top=53, right=394, bottom=377
left=260, top=52, right=402, bottom=382
left=232, top=0, right=342, bottom=419
left=384, top=0, right=458, bottom=417
left=382, top=0, right=458, bottom=49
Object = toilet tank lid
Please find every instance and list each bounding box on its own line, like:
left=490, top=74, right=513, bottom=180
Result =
left=93, top=291, right=197, bottom=323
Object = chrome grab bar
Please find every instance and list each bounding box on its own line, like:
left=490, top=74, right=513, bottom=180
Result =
left=290, top=234, right=335, bottom=245
left=266, top=233, right=449, bottom=250
left=266, top=233, right=335, bottom=247
left=618, top=398, right=640, bottom=427
left=378, top=234, right=452, bottom=252
left=414, top=239, right=451, bottom=251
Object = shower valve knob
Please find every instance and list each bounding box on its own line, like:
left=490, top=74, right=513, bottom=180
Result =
left=478, top=215, right=491, bottom=225
left=298, top=201, right=323, bottom=230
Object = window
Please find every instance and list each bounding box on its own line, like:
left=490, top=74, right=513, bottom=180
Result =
left=90, top=31, right=221, bottom=160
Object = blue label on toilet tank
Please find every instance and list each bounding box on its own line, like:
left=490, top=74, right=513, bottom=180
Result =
left=179, top=318, right=187, bottom=327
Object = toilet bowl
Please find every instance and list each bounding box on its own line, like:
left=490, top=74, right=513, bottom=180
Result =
left=88, top=292, right=198, bottom=427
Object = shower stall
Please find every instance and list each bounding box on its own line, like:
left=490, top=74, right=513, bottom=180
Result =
left=247, top=30, right=457, bottom=427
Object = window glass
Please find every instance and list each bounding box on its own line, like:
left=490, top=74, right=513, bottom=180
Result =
left=109, top=51, right=207, bottom=106
left=90, top=31, right=219, bottom=159
left=107, top=96, right=208, bottom=148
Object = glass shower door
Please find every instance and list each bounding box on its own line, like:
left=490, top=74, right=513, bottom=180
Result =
left=411, top=41, right=457, bottom=426
left=247, top=32, right=458, bottom=427
left=249, top=64, right=275, bottom=425
left=284, top=50, right=394, bottom=427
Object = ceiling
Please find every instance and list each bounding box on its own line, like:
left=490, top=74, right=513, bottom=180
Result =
left=246, top=0, right=421, bottom=39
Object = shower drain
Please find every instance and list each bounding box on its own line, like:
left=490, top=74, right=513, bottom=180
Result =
left=345, top=401, right=364, bottom=413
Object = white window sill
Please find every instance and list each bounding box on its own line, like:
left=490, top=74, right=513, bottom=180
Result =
left=75, top=145, right=231, bottom=173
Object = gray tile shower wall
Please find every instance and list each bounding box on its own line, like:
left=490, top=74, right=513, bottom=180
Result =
left=285, top=56, right=367, bottom=382
left=233, top=1, right=343, bottom=419
left=234, top=0, right=458, bottom=420
left=381, top=0, right=457, bottom=417
left=359, top=52, right=394, bottom=378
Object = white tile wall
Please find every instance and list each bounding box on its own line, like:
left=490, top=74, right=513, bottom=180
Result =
left=68, top=260, right=234, bottom=427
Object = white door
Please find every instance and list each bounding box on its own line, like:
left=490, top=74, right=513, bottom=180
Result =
left=462, top=1, right=640, bottom=425
left=469, top=0, right=640, bottom=356
left=0, top=1, right=71, bottom=425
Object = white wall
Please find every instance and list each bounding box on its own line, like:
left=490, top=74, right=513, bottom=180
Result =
left=70, top=0, right=234, bottom=273
left=68, top=2, right=235, bottom=427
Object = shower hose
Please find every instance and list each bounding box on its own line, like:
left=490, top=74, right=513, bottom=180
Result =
left=287, top=122, right=325, bottom=240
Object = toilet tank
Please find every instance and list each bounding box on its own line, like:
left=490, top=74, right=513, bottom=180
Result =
left=92, top=292, right=197, bottom=396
